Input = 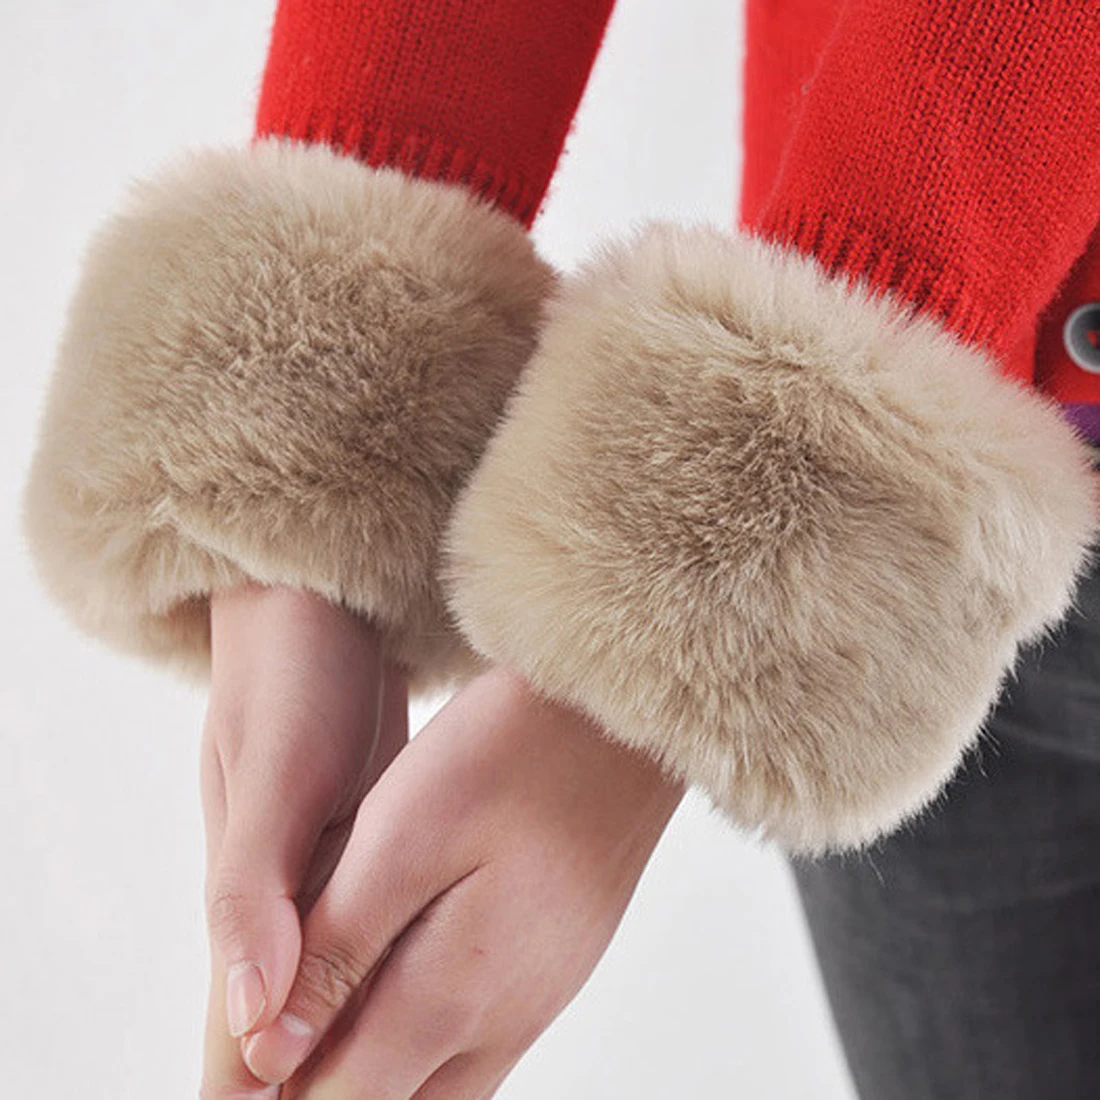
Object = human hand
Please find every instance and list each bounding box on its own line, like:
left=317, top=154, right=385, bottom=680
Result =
left=240, top=665, right=684, bottom=1099
left=199, top=582, right=409, bottom=1098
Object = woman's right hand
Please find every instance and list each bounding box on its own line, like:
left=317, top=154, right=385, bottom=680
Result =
left=242, top=666, right=684, bottom=1099
left=198, top=581, right=409, bottom=1098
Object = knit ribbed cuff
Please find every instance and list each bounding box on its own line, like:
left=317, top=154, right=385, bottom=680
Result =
left=747, top=1, right=1100, bottom=378
left=255, top=0, right=616, bottom=228
left=760, top=206, right=1014, bottom=377
left=252, top=123, right=545, bottom=229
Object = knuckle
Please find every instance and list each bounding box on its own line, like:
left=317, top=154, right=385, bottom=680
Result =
left=295, top=941, right=369, bottom=1016
left=204, top=886, right=249, bottom=948
left=391, top=954, right=483, bottom=1054
left=412, top=994, right=479, bottom=1053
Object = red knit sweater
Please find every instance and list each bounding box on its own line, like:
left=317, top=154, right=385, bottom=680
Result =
left=255, top=0, right=1100, bottom=435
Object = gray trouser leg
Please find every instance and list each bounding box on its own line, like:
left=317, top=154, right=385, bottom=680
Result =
left=791, top=560, right=1100, bottom=1100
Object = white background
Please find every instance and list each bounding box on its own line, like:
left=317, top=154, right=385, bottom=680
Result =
left=0, top=1, right=856, bottom=1096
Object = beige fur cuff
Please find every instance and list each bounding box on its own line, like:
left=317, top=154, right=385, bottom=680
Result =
left=445, top=223, right=1098, bottom=853
left=22, top=139, right=553, bottom=692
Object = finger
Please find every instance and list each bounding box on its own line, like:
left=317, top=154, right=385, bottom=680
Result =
left=200, top=703, right=281, bottom=1098
left=202, top=711, right=304, bottom=1054
left=258, top=867, right=494, bottom=1097
left=240, top=784, right=469, bottom=1085
left=284, top=664, right=408, bottom=923
left=283, top=1007, right=442, bottom=1100
left=365, top=661, right=409, bottom=788
left=202, top=804, right=347, bottom=1099
left=200, top=718, right=228, bottom=870
left=412, top=1053, right=511, bottom=1100
left=200, top=956, right=279, bottom=1100
left=275, top=918, right=469, bottom=1100
left=295, top=816, right=356, bottom=920
left=205, top=763, right=307, bottom=1042
left=206, top=646, right=385, bottom=1040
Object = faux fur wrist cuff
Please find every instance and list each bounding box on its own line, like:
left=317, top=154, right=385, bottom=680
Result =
left=22, top=139, right=554, bottom=691
left=444, top=223, right=1098, bottom=853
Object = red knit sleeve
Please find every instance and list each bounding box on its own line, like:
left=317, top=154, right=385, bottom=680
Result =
left=746, top=0, right=1100, bottom=384
left=255, top=0, right=617, bottom=228
left=442, top=0, right=1099, bottom=853
left=22, top=0, right=617, bottom=690
left=739, top=0, right=844, bottom=231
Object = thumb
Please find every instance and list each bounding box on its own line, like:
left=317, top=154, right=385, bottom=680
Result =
left=206, top=812, right=306, bottom=1041
left=201, top=582, right=387, bottom=1043
left=206, top=661, right=385, bottom=1040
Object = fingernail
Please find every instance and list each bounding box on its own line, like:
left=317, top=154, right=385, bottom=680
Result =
left=243, top=1013, right=315, bottom=1084
left=200, top=1087, right=278, bottom=1099
left=226, top=961, right=267, bottom=1037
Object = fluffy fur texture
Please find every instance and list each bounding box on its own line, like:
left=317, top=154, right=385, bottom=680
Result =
left=22, top=139, right=554, bottom=692
left=445, top=223, right=1098, bottom=853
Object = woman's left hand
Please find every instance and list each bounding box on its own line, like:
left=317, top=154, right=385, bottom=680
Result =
left=241, top=666, right=685, bottom=1100
left=199, top=582, right=409, bottom=1099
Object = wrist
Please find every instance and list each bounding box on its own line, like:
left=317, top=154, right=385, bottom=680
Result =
left=486, top=666, right=685, bottom=845
left=210, top=582, right=383, bottom=667
left=206, top=582, right=387, bottom=778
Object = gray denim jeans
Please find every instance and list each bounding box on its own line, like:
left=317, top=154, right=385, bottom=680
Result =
left=790, top=553, right=1100, bottom=1099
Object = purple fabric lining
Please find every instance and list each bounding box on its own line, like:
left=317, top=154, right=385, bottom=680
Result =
left=1061, top=402, right=1100, bottom=446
